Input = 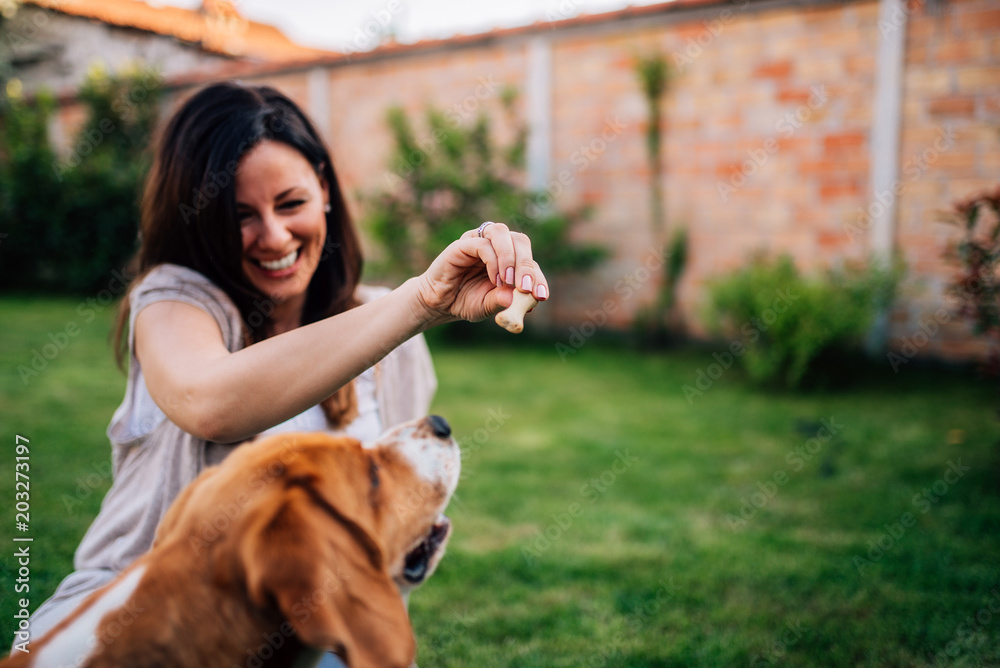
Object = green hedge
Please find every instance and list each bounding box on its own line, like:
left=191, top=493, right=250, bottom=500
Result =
left=705, top=254, right=901, bottom=387
left=0, top=66, right=161, bottom=294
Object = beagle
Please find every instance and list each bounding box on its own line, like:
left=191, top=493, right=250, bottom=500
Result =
left=3, top=415, right=461, bottom=668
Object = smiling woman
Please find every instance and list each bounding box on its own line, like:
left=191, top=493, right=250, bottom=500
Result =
left=20, top=81, right=550, bottom=667
left=236, top=140, right=333, bottom=335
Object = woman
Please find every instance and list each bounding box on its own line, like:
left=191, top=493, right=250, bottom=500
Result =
left=27, top=81, right=548, bottom=663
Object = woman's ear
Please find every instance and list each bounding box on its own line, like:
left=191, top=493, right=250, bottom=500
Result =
left=315, top=163, right=330, bottom=209
left=320, top=177, right=331, bottom=213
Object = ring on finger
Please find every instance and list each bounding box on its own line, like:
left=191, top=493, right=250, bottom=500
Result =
left=476, top=221, right=495, bottom=238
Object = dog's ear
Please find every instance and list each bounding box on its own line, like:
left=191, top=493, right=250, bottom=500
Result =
left=239, top=480, right=416, bottom=668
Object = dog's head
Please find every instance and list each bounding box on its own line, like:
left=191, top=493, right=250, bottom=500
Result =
left=154, top=415, right=460, bottom=668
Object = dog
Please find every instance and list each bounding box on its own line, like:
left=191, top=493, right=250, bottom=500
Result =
left=2, top=415, right=461, bottom=668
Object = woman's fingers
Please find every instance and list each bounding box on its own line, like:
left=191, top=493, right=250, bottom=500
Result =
left=477, top=223, right=549, bottom=300
left=480, top=222, right=516, bottom=288
left=439, top=222, right=550, bottom=322
left=525, top=259, right=549, bottom=301
left=510, top=233, right=541, bottom=298
left=471, top=238, right=500, bottom=291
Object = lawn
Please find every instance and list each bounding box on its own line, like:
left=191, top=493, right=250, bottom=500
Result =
left=2, top=296, right=999, bottom=667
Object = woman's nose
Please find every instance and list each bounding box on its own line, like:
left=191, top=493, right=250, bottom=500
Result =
left=254, top=212, right=293, bottom=249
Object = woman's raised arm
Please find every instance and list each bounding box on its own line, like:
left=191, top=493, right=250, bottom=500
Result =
left=137, top=224, right=548, bottom=443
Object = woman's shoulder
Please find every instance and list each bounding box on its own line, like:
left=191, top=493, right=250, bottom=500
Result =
left=138, top=263, right=218, bottom=291
left=129, top=263, right=245, bottom=350
left=132, top=263, right=234, bottom=308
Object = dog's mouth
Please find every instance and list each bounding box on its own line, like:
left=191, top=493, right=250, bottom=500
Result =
left=402, top=515, right=451, bottom=584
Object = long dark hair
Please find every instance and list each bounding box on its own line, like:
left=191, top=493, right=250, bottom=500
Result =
left=115, top=81, right=363, bottom=427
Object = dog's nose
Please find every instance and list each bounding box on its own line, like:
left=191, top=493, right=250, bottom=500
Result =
left=427, top=415, right=451, bottom=438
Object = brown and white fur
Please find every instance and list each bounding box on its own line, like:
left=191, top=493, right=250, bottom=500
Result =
left=2, top=415, right=461, bottom=668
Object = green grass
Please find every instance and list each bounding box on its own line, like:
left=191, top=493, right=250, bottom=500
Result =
left=2, top=296, right=1000, bottom=667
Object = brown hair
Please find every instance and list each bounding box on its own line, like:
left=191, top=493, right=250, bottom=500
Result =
left=115, top=81, right=363, bottom=428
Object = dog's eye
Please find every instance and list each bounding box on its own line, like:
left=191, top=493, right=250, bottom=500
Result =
left=369, top=458, right=380, bottom=491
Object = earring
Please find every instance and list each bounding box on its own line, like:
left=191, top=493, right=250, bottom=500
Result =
left=324, top=203, right=331, bottom=213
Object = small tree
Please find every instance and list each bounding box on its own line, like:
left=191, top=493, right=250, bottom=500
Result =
left=635, top=52, right=670, bottom=239
left=633, top=51, right=688, bottom=345
left=360, top=89, right=605, bottom=286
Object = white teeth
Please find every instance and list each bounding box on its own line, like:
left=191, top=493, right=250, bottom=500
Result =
left=259, top=250, right=297, bottom=271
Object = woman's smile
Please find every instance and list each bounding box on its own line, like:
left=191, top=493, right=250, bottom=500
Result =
left=254, top=249, right=300, bottom=273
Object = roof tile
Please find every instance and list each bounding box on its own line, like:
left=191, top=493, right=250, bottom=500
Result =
left=23, top=0, right=338, bottom=62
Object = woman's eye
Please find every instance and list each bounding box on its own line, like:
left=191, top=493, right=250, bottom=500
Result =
left=280, top=200, right=305, bottom=210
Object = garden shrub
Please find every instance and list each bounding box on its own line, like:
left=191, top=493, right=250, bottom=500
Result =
left=359, top=90, right=606, bottom=285
left=943, top=185, right=1000, bottom=376
left=0, top=64, right=161, bottom=293
left=705, top=254, right=901, bottom=387
left=0, top=89, right=62, bottom=288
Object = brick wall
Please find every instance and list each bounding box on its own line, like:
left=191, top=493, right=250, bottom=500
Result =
left=546, top=0, right=888, bottom=331
left=892, top=0, right=1000, bottom=360
left=56, top=0, right=997, bottom=361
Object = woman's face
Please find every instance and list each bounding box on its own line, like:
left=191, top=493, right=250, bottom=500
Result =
left=235, top=140, right=329, bottom=308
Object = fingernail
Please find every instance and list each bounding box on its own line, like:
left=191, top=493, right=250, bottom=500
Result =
left=505, top=267, right=514, bottom=285
left=537, top=284, right=548, bottom=300
left=521, top=275, right=533, bottom=292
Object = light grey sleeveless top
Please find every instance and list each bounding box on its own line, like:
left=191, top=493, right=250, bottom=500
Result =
left=73, top=263, right=437, bottom=573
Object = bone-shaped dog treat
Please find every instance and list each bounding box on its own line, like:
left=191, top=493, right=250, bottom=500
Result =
left=495, top=290, right=539, bottom=334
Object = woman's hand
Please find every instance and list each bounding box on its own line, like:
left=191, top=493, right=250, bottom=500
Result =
left=413, top=222, right=550, bottom=326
